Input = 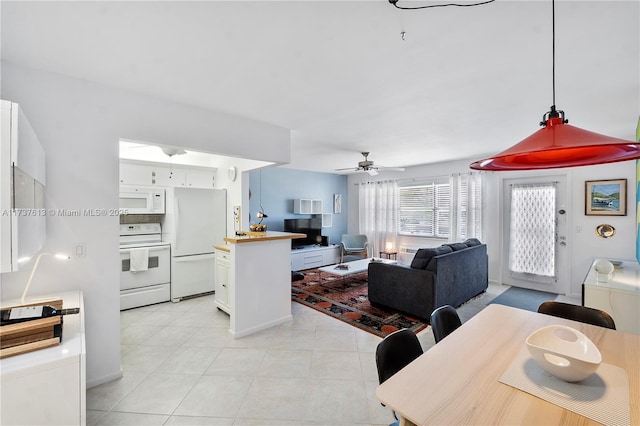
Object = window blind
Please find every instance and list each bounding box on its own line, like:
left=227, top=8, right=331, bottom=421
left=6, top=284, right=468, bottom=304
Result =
left=399, top=173, right=481, bottom=240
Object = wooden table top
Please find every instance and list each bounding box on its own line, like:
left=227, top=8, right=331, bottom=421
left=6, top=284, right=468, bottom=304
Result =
left=376, top=303, right=640, bottom=426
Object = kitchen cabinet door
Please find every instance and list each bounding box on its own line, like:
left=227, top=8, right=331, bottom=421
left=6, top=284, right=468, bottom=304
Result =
left=215, top=251, right=231, bottom=314
left=120, top=163, right=153, bottom=185
left=153, top=168, right=185, bottom=186
left=185, top=170, right=215, bottom=188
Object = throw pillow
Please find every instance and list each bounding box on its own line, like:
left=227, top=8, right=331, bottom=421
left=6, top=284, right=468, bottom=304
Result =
left=463, top=238, right=482, bottom=247
left=410, top=245, right=453, bottom=269
left=444, top=242, right=468, bottom=251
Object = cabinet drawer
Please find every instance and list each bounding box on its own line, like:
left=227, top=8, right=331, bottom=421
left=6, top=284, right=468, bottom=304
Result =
left=302, top=254, right=323, bottom=268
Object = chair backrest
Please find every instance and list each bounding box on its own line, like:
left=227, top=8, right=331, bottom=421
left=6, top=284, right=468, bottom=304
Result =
left=537, top=301, right=616, bottom=330
left=341, top=234, right=368, bottom=250
left=375, top=328, right=423, bottom=385
left=430, top=305, right=462, bottom=343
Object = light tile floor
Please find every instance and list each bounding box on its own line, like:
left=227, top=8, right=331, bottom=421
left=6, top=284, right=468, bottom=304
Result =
left=87, top=283, right=579, bottom=426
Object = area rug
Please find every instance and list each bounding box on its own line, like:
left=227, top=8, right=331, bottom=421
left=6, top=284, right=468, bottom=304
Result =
left=489, top=286, right=557, bottom=312
left=291, top=268, right=428, bottom=337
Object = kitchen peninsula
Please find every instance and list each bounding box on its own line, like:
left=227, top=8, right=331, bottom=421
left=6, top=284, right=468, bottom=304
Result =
left=217, top=230, right=305, bottom=338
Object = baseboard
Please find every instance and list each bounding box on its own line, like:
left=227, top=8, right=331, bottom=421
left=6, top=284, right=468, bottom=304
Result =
left=229, top=314, right=293, bottom=339
left=87, top=368, right=124, bottom=389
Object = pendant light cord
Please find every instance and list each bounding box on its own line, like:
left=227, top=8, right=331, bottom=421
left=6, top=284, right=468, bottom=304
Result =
left=552, top=0, right=556, bottom=108
left=390, top=0, right=495, bottom=10
left=544, top=0, right=566, bottom=124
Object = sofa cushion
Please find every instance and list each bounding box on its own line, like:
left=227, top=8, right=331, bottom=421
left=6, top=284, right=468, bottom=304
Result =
left=410, top=245, right=453, bottom=269
left=464, top=238, right=482, bottom=247
left=445, top=242, right=468, bottom=252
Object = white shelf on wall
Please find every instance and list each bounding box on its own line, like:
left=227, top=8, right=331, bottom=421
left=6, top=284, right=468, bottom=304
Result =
left=293, top=199, right=322, bottom=214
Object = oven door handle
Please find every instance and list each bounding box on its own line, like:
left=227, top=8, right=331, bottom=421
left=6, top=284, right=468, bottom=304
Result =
left=120, top=246, right=169, bottom=254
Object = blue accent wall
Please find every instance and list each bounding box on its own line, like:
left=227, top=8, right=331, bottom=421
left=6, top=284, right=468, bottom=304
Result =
left=249, top=167, right=348, bottom=246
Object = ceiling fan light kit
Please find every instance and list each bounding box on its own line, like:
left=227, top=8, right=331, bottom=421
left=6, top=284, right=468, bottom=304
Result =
left=161, top=147, right=187, bottom=157
left=335, top=152, right=405, bottom=175
left=469, top=0, right=640, bottom=171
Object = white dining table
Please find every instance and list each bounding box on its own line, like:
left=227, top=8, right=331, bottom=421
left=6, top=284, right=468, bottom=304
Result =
left=376, top=303, right=640, bottom=425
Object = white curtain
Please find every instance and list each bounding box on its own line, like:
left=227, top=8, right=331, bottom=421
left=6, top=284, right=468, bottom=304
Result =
left=358, top=181, right=398, bottom=256
left=450, top=172, right=482, bottom=242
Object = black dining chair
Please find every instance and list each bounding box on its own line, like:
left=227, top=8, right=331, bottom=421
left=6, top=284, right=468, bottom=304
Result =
left=430, top=305, right=462, bottom=343
left=375, top=328, right=423, bottom=422
left=537, top=301, right=616, bottom=330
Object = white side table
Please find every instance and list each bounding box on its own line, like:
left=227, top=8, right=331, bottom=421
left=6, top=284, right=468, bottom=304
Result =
left=582, top=258, right=640, bottom=335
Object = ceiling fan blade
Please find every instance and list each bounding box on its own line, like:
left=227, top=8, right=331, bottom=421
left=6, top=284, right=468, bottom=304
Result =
left=378, top=166, right=405, bottom=172
left=335, top=167, right=359, bottom=171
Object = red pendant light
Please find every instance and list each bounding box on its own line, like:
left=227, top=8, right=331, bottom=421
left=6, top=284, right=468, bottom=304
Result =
left=470, top=1, right=640, bottom=171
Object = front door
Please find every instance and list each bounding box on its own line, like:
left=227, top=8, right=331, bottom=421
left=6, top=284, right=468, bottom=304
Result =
left=501, top=175, right=568, bottom=294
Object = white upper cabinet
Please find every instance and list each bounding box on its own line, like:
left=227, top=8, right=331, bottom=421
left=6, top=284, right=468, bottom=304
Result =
left=119, top=160, right=216, bottom=189
left=1, top=101, right=46, bottom=272
left=119, top=163, right=153, bottom=185
left=185, top=170, right=215, bottom=188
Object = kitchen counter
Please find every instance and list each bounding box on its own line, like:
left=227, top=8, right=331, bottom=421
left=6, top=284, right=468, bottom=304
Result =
left=224, top=231, right=305, bottom=244
left=221, top=230, right=305, bottom=338
left=213, top=244, right=230, bottom=252
left=1, top=291, right=85, bottom=425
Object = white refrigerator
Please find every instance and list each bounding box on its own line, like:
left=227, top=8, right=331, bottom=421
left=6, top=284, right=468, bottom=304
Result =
left=164, top=187, right=227, bottom=301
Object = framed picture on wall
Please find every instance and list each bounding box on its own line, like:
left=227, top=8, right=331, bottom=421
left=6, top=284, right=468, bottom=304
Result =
left=585, top=179, right=627, bottom=216
left=334, top=194, right=342, bottom=214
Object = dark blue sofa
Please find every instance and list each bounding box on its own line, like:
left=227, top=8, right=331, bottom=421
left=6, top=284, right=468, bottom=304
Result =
left=368, top=240, right=488, bottom=321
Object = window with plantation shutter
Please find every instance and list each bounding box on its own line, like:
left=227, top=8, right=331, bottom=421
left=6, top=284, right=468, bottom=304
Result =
left=399, top=181, right=451, bottom=238
left=399, top=173, right=481, bottom=240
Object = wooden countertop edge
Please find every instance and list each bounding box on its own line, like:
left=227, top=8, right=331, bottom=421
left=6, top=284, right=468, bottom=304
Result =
left=223, top=231, right=306, bottom=244
left=213, top=244, right=230, bottom=252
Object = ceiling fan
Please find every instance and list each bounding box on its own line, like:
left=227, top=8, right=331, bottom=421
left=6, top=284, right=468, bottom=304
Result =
left=335, top=152, right=405, bottom=176
left=160, top=147, right=187, bottom=157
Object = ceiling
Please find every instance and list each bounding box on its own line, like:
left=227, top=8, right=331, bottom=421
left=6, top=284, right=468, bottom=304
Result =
left=2, top=1, right=638, bottom=174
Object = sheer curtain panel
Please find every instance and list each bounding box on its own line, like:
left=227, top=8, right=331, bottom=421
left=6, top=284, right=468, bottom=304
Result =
left=452, top=172, right=482, bottom=242
left=358, top=181, right=398, bottom=256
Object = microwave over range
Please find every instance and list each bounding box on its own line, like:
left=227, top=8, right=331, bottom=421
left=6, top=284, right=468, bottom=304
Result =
left=119, top=186, right=165, bottom=214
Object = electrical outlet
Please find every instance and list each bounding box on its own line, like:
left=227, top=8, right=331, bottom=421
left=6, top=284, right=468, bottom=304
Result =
left=74, top=243, right=86, bottom=258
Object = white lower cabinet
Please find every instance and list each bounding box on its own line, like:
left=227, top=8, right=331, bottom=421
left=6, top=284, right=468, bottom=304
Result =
left=582, top=258, right=640, bottom=335
left=215, top=250, right=231, bottom=314
left=0, top=291, right=86, bottom=425
left=291, top=245, right=340, bottom=271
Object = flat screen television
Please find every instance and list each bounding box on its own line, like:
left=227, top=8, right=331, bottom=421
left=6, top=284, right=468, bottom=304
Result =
left=284, top=218, right=322, bottom=248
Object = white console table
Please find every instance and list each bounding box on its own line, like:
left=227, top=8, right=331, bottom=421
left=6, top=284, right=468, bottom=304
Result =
left=290, top=245, right=340, bottom=271
left=582, top=258, right=640, bottom=335
left=0, top=290, right=86, bottom=425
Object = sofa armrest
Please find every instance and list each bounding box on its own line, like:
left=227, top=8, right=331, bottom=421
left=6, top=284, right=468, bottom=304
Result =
left=429, top=244, right=488, bottom=307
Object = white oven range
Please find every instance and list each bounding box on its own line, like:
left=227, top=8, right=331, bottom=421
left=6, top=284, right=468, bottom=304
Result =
left=119, top=223, right=171, bottom=310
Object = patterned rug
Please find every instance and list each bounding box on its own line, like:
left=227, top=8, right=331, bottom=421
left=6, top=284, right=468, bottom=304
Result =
left=291, top=268, right=428, bottom=337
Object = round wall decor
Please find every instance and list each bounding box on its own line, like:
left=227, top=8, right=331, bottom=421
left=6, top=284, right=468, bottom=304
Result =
left=228, top=166, right=237, bottom=182
left=595, top=224, right=615, bottom=238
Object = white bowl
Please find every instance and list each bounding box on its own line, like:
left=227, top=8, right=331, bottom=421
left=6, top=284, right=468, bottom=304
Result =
left=526, top=325, right=602, bottom=382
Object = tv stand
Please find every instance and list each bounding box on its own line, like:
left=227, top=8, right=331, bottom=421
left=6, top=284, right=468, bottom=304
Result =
left=291, top=245, right=340, bottom=271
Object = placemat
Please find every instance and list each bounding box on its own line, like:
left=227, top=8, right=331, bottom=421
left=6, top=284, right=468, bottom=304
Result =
left=500, top=347, right=630, bottom=426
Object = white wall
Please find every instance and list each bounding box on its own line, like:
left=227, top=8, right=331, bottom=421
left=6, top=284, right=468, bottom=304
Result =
left=348, top=157, right=637, bottom=298
left=0, top=62, right=291, bottom=387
